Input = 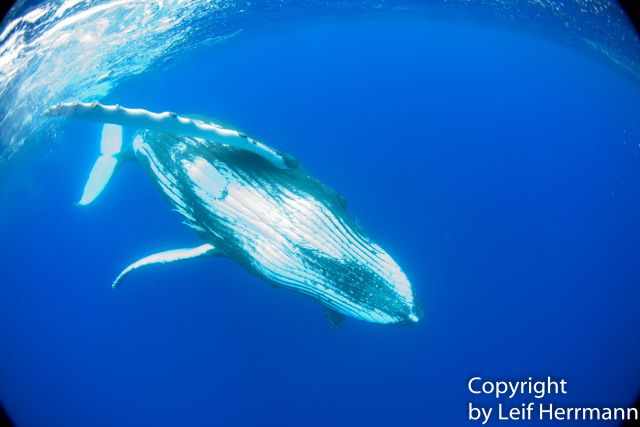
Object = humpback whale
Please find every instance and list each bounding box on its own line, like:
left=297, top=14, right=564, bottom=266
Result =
left=47, top=101, right=419, bottom=325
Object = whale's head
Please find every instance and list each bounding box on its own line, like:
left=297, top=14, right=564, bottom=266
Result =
left=134, top=131, right=420, bottom=324
left=293, top=242, right=420, bottom=324
left=234, top=187, right=421, bottom=324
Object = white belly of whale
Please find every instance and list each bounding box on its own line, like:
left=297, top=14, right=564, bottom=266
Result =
left=135, top=133, right=418, bottom=324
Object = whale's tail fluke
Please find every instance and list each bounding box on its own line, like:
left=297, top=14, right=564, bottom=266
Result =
left=78, top=124, right=123, bottom=206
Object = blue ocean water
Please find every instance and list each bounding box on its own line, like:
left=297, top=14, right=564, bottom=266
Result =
left=1, top=3, right=640, bottom=427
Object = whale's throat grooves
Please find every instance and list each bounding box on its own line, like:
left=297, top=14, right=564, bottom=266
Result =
left=133, top=131, right=417, bottom=324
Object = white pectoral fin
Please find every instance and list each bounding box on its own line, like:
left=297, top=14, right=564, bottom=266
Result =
left=100, top=123, right=123, bottom=155
left=112, top=243, right=217, bottom=288
left=78, top=154, right=118, bottom=205
left=78, top=124, right=123, bottom=206
left=49, top=101, right=293, bottom=170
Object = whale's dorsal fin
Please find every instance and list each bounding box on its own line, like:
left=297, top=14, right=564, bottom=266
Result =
left=112, top=243, right=217, bottom=288
left=78, top=124, right=123, bottom=206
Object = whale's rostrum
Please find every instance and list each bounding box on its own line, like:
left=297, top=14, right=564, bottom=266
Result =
left=49, top=101, right=419, bottom=325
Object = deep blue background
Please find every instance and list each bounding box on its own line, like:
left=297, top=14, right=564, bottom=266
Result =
left=2, top=16, right=640, bottom=426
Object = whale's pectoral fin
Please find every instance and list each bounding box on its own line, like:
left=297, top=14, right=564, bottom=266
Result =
left=78, top=124, right=123, bottom=206
left=112, top=243, right=217, bottom=288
